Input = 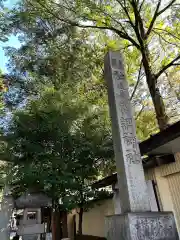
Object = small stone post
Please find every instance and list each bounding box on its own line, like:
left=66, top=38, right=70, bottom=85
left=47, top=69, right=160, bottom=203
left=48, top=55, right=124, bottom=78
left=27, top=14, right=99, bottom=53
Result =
left=104, top=51, right=179, bottom=240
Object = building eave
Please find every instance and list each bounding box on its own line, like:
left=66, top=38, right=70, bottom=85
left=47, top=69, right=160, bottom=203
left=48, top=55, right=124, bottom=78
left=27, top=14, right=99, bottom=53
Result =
left=93, top=121, right=180, bottom=189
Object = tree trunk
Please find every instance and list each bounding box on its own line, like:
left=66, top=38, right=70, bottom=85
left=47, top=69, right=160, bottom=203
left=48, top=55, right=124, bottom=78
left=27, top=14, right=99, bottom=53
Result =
left=51, top=210, right=56, bottom=240
left=52, top=208, right=62, bottom=240
left=78, top=207, right=83, bottom=235
left=141, top=50, right=169, bottom=130
left=149, top=86, right=169, bottom=131
left=61, top=210, right=68, bottom=238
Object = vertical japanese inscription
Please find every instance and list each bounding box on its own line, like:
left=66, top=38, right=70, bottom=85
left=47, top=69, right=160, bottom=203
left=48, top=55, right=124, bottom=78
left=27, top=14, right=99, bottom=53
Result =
left=105, top=52, right=150, bottom=212
left=111, top=57, right=139, bottom=164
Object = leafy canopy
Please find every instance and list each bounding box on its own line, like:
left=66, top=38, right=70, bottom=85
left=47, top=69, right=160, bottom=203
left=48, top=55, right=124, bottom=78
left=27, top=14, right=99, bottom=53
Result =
left=2, top=86, right=112, bottom=209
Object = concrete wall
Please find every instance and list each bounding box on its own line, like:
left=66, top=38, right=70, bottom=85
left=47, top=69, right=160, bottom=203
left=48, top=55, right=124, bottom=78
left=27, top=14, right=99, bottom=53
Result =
left=81, top=199, right=114, bottom=237
left=68, top=199, right=114, bottom=238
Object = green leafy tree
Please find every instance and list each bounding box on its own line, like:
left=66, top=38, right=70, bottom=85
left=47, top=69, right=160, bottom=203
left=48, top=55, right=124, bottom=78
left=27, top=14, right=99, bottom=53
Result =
left=5, top=0, right=172, bottom=135
left=21, top=0, right=180, bottom=130
left=2, top=86, right=112, bottom=238
left=0, top=2, right=9, bottom=42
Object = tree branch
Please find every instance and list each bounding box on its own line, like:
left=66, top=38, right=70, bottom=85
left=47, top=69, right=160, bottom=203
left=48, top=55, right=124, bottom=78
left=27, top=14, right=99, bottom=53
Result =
left=130, top=61, right=143, bottom=100
left=155, top=55, right=180, bottom=79
left=139, top=0, right=145, bottom=12
left=157, top=0, right=177, bottom=16
left=145, top=0, right=176, bottom=38
left=36, top=0, right=141, bottom=49
left=135, top=104, right=145, bottom=120
left=145, top=0, right=161, bottom=38
left=153, top=27, right=180, bottom=42
left=153, top=29, right=180, bottom=47
left=165, top=71, right=180, bottom=102
left=116, top=0, right=135, bottom=30
left=130, top=0, right=146, bottom=41
left=94, top=5, right=130, bottom=36
left=52, top=0, right=136, bottom=47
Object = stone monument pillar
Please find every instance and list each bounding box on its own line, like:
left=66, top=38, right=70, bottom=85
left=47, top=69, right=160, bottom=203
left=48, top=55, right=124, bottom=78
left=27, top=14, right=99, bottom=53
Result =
left=104, top=51, right=179, bottom=240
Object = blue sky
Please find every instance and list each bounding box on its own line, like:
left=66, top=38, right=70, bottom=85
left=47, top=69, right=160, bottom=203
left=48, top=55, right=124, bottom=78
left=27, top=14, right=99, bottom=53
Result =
left=0, top=0, right=20, bottom=73
left=0, top=36, right=21, bottom=73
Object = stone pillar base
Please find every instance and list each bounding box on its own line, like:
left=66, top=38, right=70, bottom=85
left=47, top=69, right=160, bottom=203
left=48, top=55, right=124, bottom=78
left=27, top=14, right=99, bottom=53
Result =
left=105, top=212, right=179, bottom=240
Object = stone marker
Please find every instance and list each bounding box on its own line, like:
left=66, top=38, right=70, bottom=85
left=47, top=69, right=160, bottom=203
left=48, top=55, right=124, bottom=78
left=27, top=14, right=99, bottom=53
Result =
left=104, top=51, right=150, bottom=213
left=104, top=51, right=179, bottom=240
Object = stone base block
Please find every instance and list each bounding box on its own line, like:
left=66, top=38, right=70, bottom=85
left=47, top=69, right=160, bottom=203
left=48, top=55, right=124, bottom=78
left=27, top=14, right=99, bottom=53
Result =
left=105, top=212, right=179, bottom=240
